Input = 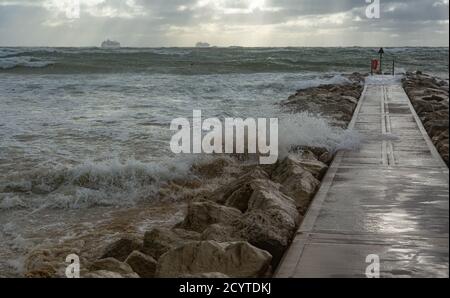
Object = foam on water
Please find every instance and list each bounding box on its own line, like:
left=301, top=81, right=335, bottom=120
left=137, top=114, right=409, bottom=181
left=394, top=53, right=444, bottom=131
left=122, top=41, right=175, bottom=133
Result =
left=0, top=71, right=368, bottom=211
left=279, top=112, right=362, bottom=157
left=0, top=56, right=54, bottom=69
left=0, top=155, right=206, bottom=210
left=0, top=111, right=363, bottom=211
left=365, top=74, right=404, bottom=85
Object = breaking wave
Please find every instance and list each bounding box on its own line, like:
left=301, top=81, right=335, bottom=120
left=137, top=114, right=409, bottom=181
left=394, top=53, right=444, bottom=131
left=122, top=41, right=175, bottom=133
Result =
left=0, top=111, right=362, bottom=211
left=0, top=156, right=203, bottom=210
left=279, top=112, right=362, bottom=157
left=0, top=56, right=54, bottom=69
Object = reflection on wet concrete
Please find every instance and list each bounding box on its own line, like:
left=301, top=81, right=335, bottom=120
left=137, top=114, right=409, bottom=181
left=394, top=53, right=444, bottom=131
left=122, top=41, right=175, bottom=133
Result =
left=276, top=81, right=449, bottom=278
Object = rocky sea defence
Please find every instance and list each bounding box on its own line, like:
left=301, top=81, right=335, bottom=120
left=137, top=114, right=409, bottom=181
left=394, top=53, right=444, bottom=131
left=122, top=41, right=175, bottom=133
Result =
left=402, top=72, right=449, bottom=165
left=23, top=74, right=365, bottom=278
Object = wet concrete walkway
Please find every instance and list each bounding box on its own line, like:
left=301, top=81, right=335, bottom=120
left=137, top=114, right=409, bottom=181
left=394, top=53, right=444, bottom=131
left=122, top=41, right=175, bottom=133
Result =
left=276, top=80, right=449, bottom=278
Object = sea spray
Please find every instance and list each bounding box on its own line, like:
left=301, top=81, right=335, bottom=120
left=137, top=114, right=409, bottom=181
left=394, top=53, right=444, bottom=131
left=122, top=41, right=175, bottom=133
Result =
left=0, top=155, right=206, bottom=209
left=278, top=112, right=362, bottom=158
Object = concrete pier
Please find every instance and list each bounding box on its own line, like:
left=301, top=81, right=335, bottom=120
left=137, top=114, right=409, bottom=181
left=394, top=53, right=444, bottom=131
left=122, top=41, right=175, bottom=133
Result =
left=276, top=79, right=449, bottom=278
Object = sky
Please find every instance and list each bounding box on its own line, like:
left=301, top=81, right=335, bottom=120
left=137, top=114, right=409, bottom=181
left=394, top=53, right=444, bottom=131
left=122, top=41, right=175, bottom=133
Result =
left=0, top=0, right=448, bottom=47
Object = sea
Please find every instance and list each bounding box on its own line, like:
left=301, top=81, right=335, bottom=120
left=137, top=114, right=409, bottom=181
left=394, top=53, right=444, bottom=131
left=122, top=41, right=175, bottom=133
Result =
left=0, top=46, right=448, bottom=276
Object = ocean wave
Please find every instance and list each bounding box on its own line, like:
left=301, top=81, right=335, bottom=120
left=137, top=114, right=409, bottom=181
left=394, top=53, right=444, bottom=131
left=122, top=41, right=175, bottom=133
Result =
left=1, top=47, right=447, bottom=75
left=278, top=112, right=362, bottom=157
left=0, top=49, right=22, bottom=58
left=0, top=56, right=54, bottom=69
left=0, top=156, right=201, bottom=210
left=0, top=110, right=362, bottom=210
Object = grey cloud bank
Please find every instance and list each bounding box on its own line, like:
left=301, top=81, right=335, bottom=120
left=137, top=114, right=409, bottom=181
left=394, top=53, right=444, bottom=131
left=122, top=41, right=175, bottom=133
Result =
left=0, top=0, right=448, bottom=46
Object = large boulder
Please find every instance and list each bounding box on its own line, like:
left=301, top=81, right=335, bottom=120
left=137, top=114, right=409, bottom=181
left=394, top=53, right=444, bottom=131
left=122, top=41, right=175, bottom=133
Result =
left=101, top=236, right=142, bottom=262
left=412, top=99, right=434, bottom=113
left=143, top=228, right=201, bottom=260
left=179, top=201, right=242, bottom=233
left=288, top=152, right=328, bottom=179
left=209, top=167, right=269, bottom=206
left=271, top=155, right=321, bottom=212
left=84, top=270, right=138, bottom=278
left=424, top=120, right=449, bottom=137
left=201, top=178, right=301, bottom=265
left=155, top=241, right=272, bottom=278
left=201, top=224, right=242, bottom=242
left=246, top=179, right=300, bottom=227
left=88, top=258, right=136, bottom=276
left=233, top=209, right=299, bottom=266
left=125, top=250, right=157, bottom=278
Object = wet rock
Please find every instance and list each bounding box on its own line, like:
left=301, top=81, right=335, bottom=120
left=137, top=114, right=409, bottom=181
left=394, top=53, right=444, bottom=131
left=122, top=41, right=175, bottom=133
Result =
left=233, top=209, right=298, bottom=266
left=193, top=171, right=304, bottom=266
left=201, top=224, right=241, bottom=242
left=84, top=270, right=138, bottom=278
left=294, top=152, right=328, bottom=179
left=192, top=157, right=232, bottom=178
left=2, top=181, right=31, bottom=193
left=143, top=228, right=201, bottom=260
left=341, top=96, right=358, bottom=105
left=422, top=94, right=446, bottom=102
left=101, top=236, right=142, bottom=262
left=179, top=201, right=242, bottom=233
left=412, top=99, right=434, bottom=113
left=246, top=179, right=300, bottom=227
left=272, top=155, right=321, bottom=212
left=156, top=241, right=271, bottom=278
left=280, top=78, right=363, bottom=125
left=224, top=183, right=255, bottom=212
left=89, top=258, right=135, bottom=275
left=209, top=167, right=269, bottom=206
left=25, top=269, right=56, bottom=278
left=24, top=245, right=87, bottom=278
left=125, top=250, right=157, bottom=278
left=23, top=249, right=57, bottom=278
left=402, top=73, right=449, bottom=165
left=180, top=272, right=230, bottom=278
left=319, top=151, right=334, bottom=164
left=424, top=120, right=449, bottom=137
left=223, top=177, right=302, bottom=265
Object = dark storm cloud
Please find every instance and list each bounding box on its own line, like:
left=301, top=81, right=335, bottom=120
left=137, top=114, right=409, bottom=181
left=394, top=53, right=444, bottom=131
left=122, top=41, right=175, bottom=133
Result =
left=0, top=0, right=448, bottom=46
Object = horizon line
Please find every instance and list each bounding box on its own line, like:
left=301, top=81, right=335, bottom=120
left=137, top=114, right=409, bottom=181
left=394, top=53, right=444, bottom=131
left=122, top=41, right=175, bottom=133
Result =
left=1, top=45, right=449, bottom=48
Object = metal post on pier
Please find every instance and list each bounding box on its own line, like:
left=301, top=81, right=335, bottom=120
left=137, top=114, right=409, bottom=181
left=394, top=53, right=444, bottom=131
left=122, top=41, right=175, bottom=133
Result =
left=378, top=47, right=384, bottom=74
left=392, top=59, right=395, bottom=76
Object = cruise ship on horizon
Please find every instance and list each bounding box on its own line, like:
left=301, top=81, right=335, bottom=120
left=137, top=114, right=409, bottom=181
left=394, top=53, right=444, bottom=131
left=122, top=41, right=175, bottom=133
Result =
left=101, top=39, right=121, bottom=49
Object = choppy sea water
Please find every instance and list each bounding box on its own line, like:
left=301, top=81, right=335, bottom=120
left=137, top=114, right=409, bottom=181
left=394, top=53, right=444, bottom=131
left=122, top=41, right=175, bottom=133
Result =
left=0, top=47, right=448, bottom=276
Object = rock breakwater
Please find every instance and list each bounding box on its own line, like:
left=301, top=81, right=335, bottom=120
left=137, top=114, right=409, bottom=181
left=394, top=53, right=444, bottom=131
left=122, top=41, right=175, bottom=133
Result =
left=402, top=72, right=449, bottom=165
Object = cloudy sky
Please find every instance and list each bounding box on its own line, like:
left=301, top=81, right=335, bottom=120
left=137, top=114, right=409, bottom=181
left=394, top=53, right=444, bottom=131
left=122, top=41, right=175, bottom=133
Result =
left=0, top=0, right=448, bottom=46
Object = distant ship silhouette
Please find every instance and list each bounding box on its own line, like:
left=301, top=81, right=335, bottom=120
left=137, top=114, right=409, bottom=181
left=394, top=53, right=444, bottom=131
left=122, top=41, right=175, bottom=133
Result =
left=195, top=42, right=210, bottom=48
left=101, top=39, right=121, bottom=49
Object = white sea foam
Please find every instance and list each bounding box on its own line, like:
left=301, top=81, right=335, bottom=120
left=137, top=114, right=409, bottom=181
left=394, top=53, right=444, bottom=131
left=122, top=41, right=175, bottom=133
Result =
left=365, top=74, right=404, bottom=85
left=0, top=72, right=363, bottom=210
left=0, top=155, right=206, bottom=210
left=0, top=110, right=362, bottom=210
left=278, top=112, right=362, bottom=157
